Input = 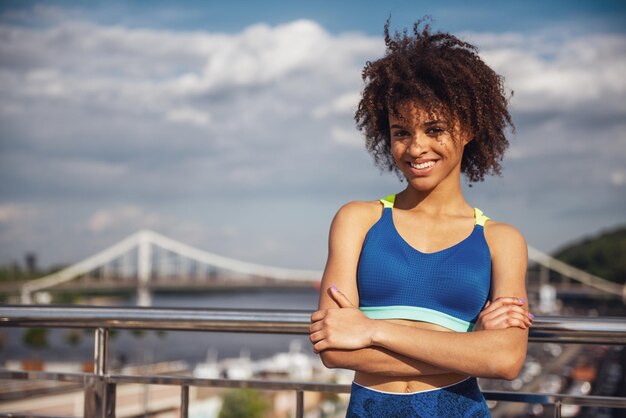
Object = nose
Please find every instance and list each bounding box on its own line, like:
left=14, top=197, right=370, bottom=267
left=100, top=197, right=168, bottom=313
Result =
left=407, top=132, right=429, bottom=156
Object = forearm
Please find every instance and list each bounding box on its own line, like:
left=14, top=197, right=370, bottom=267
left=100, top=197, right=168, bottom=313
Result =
left=372, top=322, right=528, bottom=380
left=320, top=346, right=451, bottom=377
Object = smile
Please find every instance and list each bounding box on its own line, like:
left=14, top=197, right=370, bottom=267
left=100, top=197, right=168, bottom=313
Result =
left=409, top=161, right=436, bottom=170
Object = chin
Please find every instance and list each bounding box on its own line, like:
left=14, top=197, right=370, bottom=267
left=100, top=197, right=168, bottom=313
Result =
left=405, top=177, right=438, bottom=191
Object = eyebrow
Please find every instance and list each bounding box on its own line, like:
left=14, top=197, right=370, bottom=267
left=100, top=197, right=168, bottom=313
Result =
left=424, top=119, right=448, bottom=126
left=390, top=120, right=448, bottom=129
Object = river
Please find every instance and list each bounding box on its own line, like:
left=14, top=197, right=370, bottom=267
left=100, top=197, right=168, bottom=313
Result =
left=0, top=287, right=320, bottom=368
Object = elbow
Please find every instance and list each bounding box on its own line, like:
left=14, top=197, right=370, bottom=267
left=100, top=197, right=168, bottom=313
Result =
left=319, top=350, right=341, bottom=369
left=493, top=350, right=526, bottom=380
left=496, top=361, right=523, bottom=381
left=482, top=331, right=528, bottom=380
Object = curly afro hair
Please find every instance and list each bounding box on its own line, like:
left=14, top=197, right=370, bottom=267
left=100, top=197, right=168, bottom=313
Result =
left=355, top=18, right=514, bottom=183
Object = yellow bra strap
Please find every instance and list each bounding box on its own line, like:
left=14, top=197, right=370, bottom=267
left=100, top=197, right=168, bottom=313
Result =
left=474, top=208, right=490, bottom=226
left=380, top=194, right=396, bottom=208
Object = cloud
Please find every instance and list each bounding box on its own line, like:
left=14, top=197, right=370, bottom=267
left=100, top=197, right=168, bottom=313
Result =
left=0, top=203, right=38, bottom=223
left=0, top=7, right=624, bottom=268
left=87, top=205, right=161, bottom=233
left=171, top=20, right=332, bottom=93
left=165, top=107, right=211, bottom=127
left=330, top=126, right=363, bottom=147
left=469, top=32, right=626, bottom=112
left=611, top=170, right=625, bottom=186
left=313, top=91, right=361, bottom=119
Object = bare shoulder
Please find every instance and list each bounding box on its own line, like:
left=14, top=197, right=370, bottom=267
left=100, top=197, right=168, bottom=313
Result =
left=332, top=200, right=383, bottom=233
left=320, top=200, right=383, bottom=307
left=484, top=220, right=528, bottom=262
left=484, top=220, right=526, bottom=245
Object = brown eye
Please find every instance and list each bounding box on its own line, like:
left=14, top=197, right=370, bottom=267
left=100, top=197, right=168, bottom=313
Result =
left=426, top=127, right=445, bottom=136
left=392, top=130, right=410, bottom=138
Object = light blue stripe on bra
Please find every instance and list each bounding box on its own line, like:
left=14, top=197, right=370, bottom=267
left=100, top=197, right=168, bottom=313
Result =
left=359, top=305, right=474, bottom=332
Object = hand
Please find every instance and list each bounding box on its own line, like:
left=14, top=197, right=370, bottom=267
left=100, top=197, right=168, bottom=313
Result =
left=473, top=297, right=534, bottom=331
left=309, top=286, right=374, bottom=353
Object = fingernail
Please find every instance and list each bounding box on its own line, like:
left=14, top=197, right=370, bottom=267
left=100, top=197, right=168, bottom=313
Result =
left=330, top=285, right=338, bottom=292
left=518, top=298, right=525, bottom=304
left=530, top=313, right=534, bottom=319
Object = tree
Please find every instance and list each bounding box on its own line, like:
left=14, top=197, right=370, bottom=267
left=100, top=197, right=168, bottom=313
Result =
left=553, top=225, right=626, bottom=284
left=23, top=328, right=48, bottom=350
left=22, top=328, right=48, bottom=371
left=64, top=330, right=83, bottom=347
left=219, top=388, right=270, bottom=418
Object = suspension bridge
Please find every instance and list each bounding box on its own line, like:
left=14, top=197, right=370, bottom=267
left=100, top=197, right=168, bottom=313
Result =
left=20, top=230, right=320, bottom=306
left=19, top=229, right=625, bottom=306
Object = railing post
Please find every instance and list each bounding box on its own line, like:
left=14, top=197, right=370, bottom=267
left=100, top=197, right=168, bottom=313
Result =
left=180, top=385, right=189, bottom=418
left=554, top=400, right=561, bottom=418
left=296, top=390, right=304, bottom=418
left=85, top=328, right=115, bottom=418
left=95, top=327, right=109, bottom=375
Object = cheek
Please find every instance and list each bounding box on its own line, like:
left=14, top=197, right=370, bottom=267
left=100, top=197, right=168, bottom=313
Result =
left=390, top=142, right=406, bottom=163
left=435, top=134, right=452, bottom=147
left=437, top=136, right=462, bottom=154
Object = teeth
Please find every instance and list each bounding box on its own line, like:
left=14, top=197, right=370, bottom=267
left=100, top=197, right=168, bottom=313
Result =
left=410, top=161, right=436, bottom=169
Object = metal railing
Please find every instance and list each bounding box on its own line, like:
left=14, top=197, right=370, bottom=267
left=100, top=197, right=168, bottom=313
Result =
left=1, top=305, right=626, bottom=418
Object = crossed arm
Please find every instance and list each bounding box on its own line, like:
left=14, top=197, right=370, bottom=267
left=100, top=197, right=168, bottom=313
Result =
left=309, top=202, right=531, bottom=380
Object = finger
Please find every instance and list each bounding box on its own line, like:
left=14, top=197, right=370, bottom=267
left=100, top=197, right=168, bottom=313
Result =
left=328, top=285, right=357, bottom=308
left=313, top=340, right=328, bottom=353
left=505, top=315, right=529, bottom=329
left=480, top=297, right=525, bottom=316
left=506, top=311, right=531, bottom=327
left=489, top=311, right=528, bottom=329
left=484, top=316, right=522, bottom=330
left=479, top=301, right=503, bottom=318
left=479, top=299, right=509, bottom=317
left=478, top=300, right=491, bottom=317
left=309, top=330, right=325, bottom=344
left=309, top=321, right=323, bottom=334
left=505, top=305, right=533, bottom=324
left=310, top=310, right=326, bottom=322
left=486, top=305, right=529, bottom=318
left=482, top=306, right=532, bottom=328
left=492, top=296, right=526, bottom=306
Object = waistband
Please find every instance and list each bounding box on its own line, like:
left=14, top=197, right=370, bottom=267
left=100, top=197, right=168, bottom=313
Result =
left=351, top=376, right=472, bottom=395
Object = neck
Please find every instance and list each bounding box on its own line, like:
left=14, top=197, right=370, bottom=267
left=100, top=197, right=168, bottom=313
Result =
left=397, top=169, right=468, bottom=214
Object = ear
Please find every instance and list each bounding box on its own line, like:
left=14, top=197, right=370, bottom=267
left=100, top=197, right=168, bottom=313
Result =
left=462, top=133, right=474, bottom=146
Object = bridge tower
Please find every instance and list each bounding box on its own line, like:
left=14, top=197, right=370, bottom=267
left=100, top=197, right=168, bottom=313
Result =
left=137, top=231, right=152, bottom=307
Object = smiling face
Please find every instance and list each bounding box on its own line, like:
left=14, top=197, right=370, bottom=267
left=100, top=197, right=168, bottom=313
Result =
left=389, top=101, right=471, bottom=191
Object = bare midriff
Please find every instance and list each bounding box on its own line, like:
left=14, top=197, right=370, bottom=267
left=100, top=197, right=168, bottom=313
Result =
left=353, top=318, right=468, bottom=393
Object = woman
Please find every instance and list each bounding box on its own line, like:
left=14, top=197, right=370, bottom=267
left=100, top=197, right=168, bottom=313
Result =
left=309, top=20, right=532, bottom=417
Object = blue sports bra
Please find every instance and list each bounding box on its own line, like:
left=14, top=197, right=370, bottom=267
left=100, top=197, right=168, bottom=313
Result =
left=357, top=194, right=492, bottom=332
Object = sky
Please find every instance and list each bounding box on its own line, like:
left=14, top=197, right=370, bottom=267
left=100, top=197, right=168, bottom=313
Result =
left=0, top=0, right=625, bottom=271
